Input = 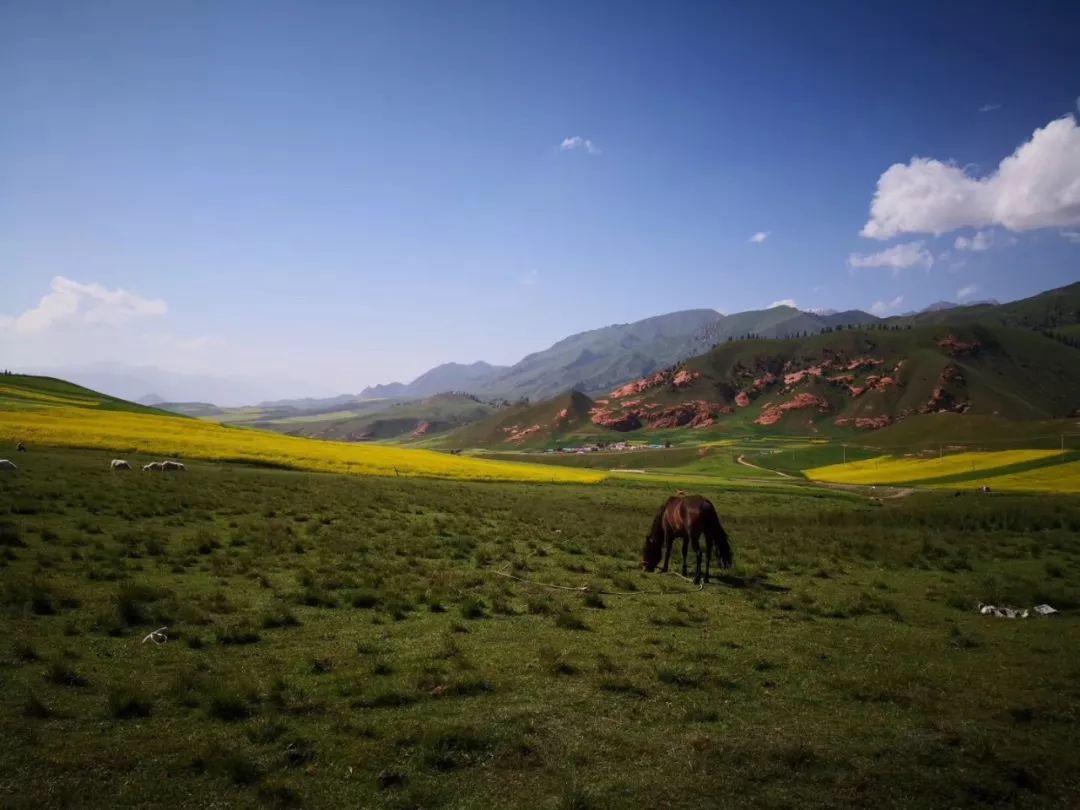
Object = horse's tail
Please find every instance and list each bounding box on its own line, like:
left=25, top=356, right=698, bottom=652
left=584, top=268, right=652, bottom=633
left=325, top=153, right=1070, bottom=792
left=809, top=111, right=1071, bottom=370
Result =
left=702, top=499, right=733, bottom=567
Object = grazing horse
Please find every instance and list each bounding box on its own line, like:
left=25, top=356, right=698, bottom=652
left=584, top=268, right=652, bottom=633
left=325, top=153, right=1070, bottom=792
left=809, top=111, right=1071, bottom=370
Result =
left=641, top=495, right=733, bottom=584
left=142, top=462, right=164, bottom=472
left=162, top=460, right=186, bottom=472
left=111, top=459, right=131, bottom=470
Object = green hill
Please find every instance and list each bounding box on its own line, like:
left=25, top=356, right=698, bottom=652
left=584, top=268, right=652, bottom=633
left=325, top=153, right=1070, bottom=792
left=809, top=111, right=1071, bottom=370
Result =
left=441, top=317, right=1080, bottom=448
left=428, top=390, right=597, bottom=449
left=0, top=374, right=181, bottom=417
left=252, top=393, right=498, bottom=442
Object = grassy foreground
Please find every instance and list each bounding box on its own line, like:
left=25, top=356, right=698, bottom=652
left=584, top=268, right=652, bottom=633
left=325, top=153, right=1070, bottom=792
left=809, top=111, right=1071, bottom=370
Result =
left=1, top=448, right=1078, bottom=808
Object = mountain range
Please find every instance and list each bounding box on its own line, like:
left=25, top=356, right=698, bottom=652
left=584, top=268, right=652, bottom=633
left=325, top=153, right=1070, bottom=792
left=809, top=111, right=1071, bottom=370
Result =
left=422, top=282, right=1080, bottom=449
left=24, top=289, right=1077, bottom=416
left=359, top=305, right=881, bottom=403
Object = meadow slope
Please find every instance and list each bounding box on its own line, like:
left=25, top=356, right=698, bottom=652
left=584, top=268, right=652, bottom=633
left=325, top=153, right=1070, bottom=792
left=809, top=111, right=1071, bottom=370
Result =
left=0, top=376, right=601, bottom=484
left=0, top=407, right=602, bottom=483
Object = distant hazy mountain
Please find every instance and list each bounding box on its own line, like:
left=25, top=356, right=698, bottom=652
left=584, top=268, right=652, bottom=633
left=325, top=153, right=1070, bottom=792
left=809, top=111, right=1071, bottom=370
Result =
left=17, top=362, right=336, bottom=408
left=901, top=299, right=1003, bottom=317
left=360, top=361, right=508, bottom=400
left=256, top=393, right=363, bottom=410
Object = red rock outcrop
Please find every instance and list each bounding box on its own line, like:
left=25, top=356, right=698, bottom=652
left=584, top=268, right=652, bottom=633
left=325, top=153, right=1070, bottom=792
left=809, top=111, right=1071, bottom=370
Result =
left=609, top=373, right=666, bottom=399
left=589, top=409, right=643, bottom=431
left=754, top=393, right=830, bottom=425
left=834, top=415, right=893, bottom=429
left=589, top=400, right=732, bottom=431
left=938, top=335, right=980, bottom=356
left=672, top=369, right=701, bottom=388
left=502, top=423, right=544, bottom=442
left=751, top=372, right=778, bottom=391
left=784, top=366, right=823, bottom=386
left=846, top=356, right=883, bottom=372
left=609, top=367, right=701, bottom=398
left=411, top=421, right=431, bottom=438
left=918, top=363, right=970, bottom=414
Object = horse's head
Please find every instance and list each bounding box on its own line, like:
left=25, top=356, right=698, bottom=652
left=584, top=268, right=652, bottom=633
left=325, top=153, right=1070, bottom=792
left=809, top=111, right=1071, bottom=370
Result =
left=640, top=533, right=662, bottom=572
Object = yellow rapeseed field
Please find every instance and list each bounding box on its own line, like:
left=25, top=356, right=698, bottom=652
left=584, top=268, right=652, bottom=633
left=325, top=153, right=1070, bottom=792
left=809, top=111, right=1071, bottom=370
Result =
left=0, top=407, right=604, bottom=484
left=926, top=460, right=1080, bottom=494
left=805, top=449, right=1064, bottom=485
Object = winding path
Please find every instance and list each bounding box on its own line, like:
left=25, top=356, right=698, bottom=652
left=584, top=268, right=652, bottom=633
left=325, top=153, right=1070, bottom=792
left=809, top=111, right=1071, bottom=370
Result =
left=735, top=454, right=793, bottom=478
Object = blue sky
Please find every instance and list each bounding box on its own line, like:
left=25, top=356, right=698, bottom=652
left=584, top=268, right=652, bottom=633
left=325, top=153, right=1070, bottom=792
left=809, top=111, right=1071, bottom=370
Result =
left=2, top=0, right=1079, bottom=394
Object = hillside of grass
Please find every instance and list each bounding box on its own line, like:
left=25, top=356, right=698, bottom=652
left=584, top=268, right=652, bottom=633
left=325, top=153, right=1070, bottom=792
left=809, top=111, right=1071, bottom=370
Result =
left=0, top=374, right=182, bottom=417
left=278, top=394, right=497, bottom=442
left=805, top=450, right=1067, bottom=486
left=864, top=414, right=1080, bottom=451
left=0, top=377, right=601, bottom=484
left=427, top=390, right=598, bottom=450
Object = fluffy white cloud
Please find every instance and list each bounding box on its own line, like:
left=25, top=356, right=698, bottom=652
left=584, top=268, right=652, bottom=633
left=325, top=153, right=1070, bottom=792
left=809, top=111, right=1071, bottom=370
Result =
left=978, top=103, right=1002, bottom=113
left=848, top=241, right=934, bottom=275
left=869, top=295, right=904, bottom=316
left=1061, top=230, right=1080, bottom=244
left=560, top=136, right=601, bottom=155
left=749, top=231, right=769, bottom=244
left=954, top=230, right=993, bottom=251
left=957, top=284, right=979, bottom=300
left=768, top=298, right=796, bottom=309
left=861, top=114, right=1080, bottom=239
left=0, top=276, right=167, bottom=335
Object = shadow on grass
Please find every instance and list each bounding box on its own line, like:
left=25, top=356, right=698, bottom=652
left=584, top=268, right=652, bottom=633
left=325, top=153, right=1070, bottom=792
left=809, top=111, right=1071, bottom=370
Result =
left=712, top=574, right=790, bottom=593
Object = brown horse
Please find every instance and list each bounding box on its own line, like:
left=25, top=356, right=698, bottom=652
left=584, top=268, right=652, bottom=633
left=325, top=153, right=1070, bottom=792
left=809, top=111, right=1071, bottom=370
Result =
left=641, top=495, right=733, bottom=584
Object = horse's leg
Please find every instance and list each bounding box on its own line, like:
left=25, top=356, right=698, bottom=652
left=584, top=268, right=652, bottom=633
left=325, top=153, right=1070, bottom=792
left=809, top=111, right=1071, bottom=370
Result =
left=661, top=528, right=673, bottom=573
left=680, top=534, right=690, bottom=577
left=704, top=533, right=712, bottom=584
left=692, top=532, right=703, bottom=584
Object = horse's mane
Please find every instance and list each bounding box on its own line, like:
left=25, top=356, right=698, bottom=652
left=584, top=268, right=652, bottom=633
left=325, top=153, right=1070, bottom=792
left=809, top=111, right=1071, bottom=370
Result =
left=648, top=495, right=683, bottom=541
left=647, top=501, right=668, bottom=540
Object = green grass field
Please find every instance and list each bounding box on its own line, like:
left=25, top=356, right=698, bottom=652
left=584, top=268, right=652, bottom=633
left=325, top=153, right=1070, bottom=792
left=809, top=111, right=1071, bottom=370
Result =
left=2, top=447, right=1078, bottom=808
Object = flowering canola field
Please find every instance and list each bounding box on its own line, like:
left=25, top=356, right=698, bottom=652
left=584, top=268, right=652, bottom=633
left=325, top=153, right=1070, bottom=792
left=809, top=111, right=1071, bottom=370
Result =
left=926, top=460, right=1080, bottom=494
left=805, top=450, right=1064, bottom=486
left=0, top=407, right=604, bottom=484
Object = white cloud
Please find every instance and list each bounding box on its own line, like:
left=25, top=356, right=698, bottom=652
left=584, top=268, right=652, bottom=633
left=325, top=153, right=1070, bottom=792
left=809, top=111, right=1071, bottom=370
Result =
left=954, top=230, right=994, bottom=251
left=978, top=103, right=1002, bottom=113
left=1061, top=230, right=1080, bottom=244
left=848, top=240, right=934, bottom=276
left=0, top=276, right=167, bottom=335
left=861, top=114, right=1080, bottom=239
left=869, top=295, right=904, bottom=316
left=957, top=284, right=979, bottom=300
left=560, top=136, right=601, bottom=155
left=768, top=298, right=797, bottom=309
left=749, top=231, right=769, bottom=244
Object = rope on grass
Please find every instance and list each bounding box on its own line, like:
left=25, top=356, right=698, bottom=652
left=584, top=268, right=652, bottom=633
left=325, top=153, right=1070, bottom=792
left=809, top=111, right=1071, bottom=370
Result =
left=141, top=626, right=168, bottom=645
left=487, top=564, right=704, bottom=596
